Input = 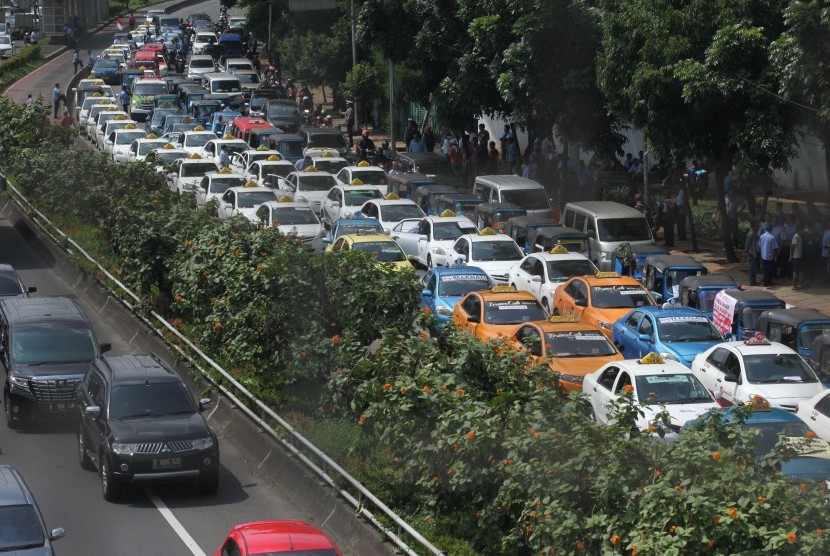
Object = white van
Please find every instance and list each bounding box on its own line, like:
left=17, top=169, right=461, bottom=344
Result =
left=472, top=175, right=552, bottom=217
left=201, top=73, right=242, bottom=101
left=561, top=201, right=655, bottom=270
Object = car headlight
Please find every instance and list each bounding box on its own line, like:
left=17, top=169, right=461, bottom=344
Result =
left=190, top=436, right=214, bottom=451
left=659, top=352, right=679, bottom=362
left=435, top=305, right=452, bottom=316
left=112, top=442, right=142, bottom=455
left=598, top=320, right=613, bottom=330
left=8, top=375, right=29, bottom=388
left=433, top=246, right=446, bottom=256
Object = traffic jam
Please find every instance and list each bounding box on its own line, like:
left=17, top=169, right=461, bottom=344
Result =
left=5, top=4, right=830, bottom=555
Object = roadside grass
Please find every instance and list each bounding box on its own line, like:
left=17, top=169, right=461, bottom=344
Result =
left=0, top=58, right=44, bottom=93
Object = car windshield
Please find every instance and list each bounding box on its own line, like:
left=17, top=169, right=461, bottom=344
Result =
left=134, top=83, right=167, bottom=96
left=500, top=189, right=550, bottom=211
left=656, top=316, right=722, bottom=342
left=694, top=290, right=722, bottom=313
left=591, top=285, right=654, bottom=309
left=12, top=326, right=97, bottom=364
left=310, top=134, right=348, bottom=148
left=138, top=141, right=168, bottom=155
left=116, top=131, right=146, bottom=144
left=598, top=217, right=652, bottom=242
left=352, top=169, right=388, bottom=186
left=0, top=273, right=23, bottom=296
left=335, top=223, right=383, bottom=238
left=666, top=269, right=704, bottom=289
left=184, top=134, right=214, bottom=147
left=0, top=505, right=44, bottom=550
left=94, top=59, right=119, bottom=69
left=182, top=162, right=218, bottom=177
left=352, top=241, right=406, bottom=262
left=272, top=207, right=319, bottom=225
left=264, top=165, right=293, bottom=178
left=152, top=151, right=186, bottom=164
left=484, top=300, right=547, bottom=325
left=545, top=331, right=617, bottom=357
left=740, top=306, right=778, bottom=331
left=212, top=80, right=241, bottom=93
left=437, top=274, right=492, bottom=297
left=0, top=36, right=11, bottom=45
left=196, top=33, right=214, bottom=42
left=344, top=189, right=383, bottom=205
left=743, top=421, right=816, bottom=455
left=209, top=177, right=246, bottom=193
left=634, top=373, right=712, bottom=404
left=110, top=382, right=196, bottom=419
left=280, top=142, right=304, bottom=158
left=298, top=175, right=337, bottom=191
left=471, top=240, right=523, bottom=262
left=744, top=353, right=818, bottom=384
left=313, top=160, right=347, bottom=173
left=237, top=73, right=260, bottom=84
left=380, top=204, right=424, bottom=222
left=800, top=325, right=830, bottom=350
left=268, top=105, right=298, bottom=117
left=237, top=191, right=277, bottom=207
left=190, top=58, right=214, bottom=68
left=433, top=221, right=479, bottom=241
left=546, top=260, right=596, bottom=282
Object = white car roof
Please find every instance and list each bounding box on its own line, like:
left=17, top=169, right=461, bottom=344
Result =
left=225, top=186, right=278, bottom=194
left=295, top=171, right=335, bottom=178
left=260, top=201, right=313, bottom=210
left=720, top=340, right=798, bottom=356
left=366, top=199, right=420, bottom=207
left=611, top=358, right=694, bottom=376
left=423, top=216, right=475, bottom=224
left=465, top=232, right=517, bottom=243
left=345, top=166, right=386, bottom=173
left=528, top=252, right=592, bottom=263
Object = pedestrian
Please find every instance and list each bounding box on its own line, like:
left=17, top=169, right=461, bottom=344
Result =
left=25, top=94, right=34, bottom=107
left=423, top=126, right=436, bottom=152
left=119, top=87, right=130, bottom=113
left=408, top=132, right=426, bottom=153
left=63, top=23, right=73, bottom=47
left=676, top=184, right=688, bottom=241
left=129, top=12, right=136, bottom=30
left=791, top=220, right=804, bottom=290
left=745, top=220, right=759, bottom=286
left=87, top=49, right=94, bottom=66
left=52, top=83, right=63, bottom=119
left=344, top=102, right=354, bottom=147
left=759, top=223, right=779, bottom=287
left=449, top=139, right=462, bottom=176
left=500, top=125, right=512, bottom=163
left=212, top=115, right=225, bottom=135
left=59, top=110, right=73, bottom=128
left=487, top=141, right=499, bottom=174
left=778, top=215, right=796, bottom=279
left=478, top=123, right=490, bottom=147
left=658, top=189, right=676, bottom=247
left=387, top=160, right=401, bottom=176
left=505, top=136, right=518, bottom=170
left=72, top=49, right=82, bottom=73
left=404, top=119, right=417, bottom=150
left=218, top=145, right=231, bottom=168
left=371, top=96, right=381, bottom=130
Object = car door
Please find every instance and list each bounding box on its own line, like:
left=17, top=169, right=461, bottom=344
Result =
left=515, top=325, right=543, bottom=358
left=527, top=257, right=546, bottom=301
left=615, top=311, right=643, bottom=356
left=361, top=202, right=378, bottom=221
left=219, top=190, right=235, bottom=218
left=82, top=370, right=108, bottom=466
left=331, top=237, right=350, bottom=252
left=418, top=220, right=432, bottom=264
left=336, top=168, right=349, bottom=186
left=321, top=188, right=340, bottom=224
left=451, top=237, right=470, bottom=266
left=421, top=271, right=438, bottom=311
left=589, top=366, right=621, bottom=424
left=196, top=176, right=209, bottom=205
left=459, top=294, right=482, bottom=334
left=636, top=315, right=656, bottom=358
left=804, top=392, right=830, bottom=440
left=695, top=347, right=730, bottom=398
left=512, top=257, right=535, bottom=293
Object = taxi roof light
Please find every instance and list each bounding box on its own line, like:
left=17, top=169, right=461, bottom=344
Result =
left=479, top=227, right=497, bottom=236
left=548, top=315, right=579, bottom=323
left=490, top=285, right=517, bottom=293
left=639, top=352, right=664, bottom=365
left=440, top=209, right=456, bottom=217
left=384, top=193, right=400, bottom=200
left=256, top=145, right=269, bottom=151
left=321, top=151, right=334, bottom=158
left=304, top=166, right=318, bottom=172
left=350, top=178, right=364, bottom=186
left=744, top=333, right=770, bottom=346
left=267, top=154, right=282, bottom=161
left=357, top=160, right=371, bottom=167
left=595, top=271, right=620, bottom=278
left=549, top=245, right=568, bottom=255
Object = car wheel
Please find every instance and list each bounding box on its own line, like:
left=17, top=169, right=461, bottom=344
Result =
left=196, top=470, right=219, bottom=495
left=78, top=428, right=94, bottom=471
left=4, top=390, right=20, bottom=430
left=101, top=457, right=123, bottom=501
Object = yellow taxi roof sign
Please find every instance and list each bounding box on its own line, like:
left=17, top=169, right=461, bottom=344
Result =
left=550, top=245, right=569, bottom=255
left=491, top=285, right=517, bottom=293
left=92, top=92, right=102, bottom=97
left=256, top=145, right=269, bottom=151
left=639, top=352, right=664, bottom=365
left=440, top=209, right=456, bottom=217
left=223, top=134, right=235, bottom=140
left=267, top=154, right=282, bottom=161
left=114, top=115, right=127, bottom=120
left=479, top=227, right=497, bottom=236
left=595, top=271, right=620, bottom=279
left=278, top=195, right=292, bottom=202
left=357, top=160, right=371, bottom=167
left=304, top=166, right=318, bottom=172
left=350, top=178, right=364, bottom=186
left=549, top=315, right=579, bottom=323
left=321, top=151, right=334, bottom=158
left=219, top=167, right=234, bottom=174
left=193, top=125, right=205, bottom=131
left=124, top=123, right=137, bottom=129
left=182, top=117, right=193, bottom=123
left=107, top=106, right=118, bottom=111
left=244, top=180, right=258, bottom=188
left=146, top=133, right=158, bottom=139
left=188, top=153, right=203, bottom=159
left=162, top=143, right=176, bottom=149
left=384, top=193, right=400, bottom=200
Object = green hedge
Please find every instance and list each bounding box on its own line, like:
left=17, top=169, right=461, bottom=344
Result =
left=0, top=44, right=42, bottom=74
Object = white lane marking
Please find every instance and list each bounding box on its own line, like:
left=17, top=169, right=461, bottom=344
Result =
left=144, top=488, right=207, bottom=556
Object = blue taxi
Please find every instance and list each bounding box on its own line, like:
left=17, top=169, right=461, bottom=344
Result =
left=420, top=266, right=493, bottom=324
left=323, top=217, right=384, bottom=245
left=612, top=305, right=724, bottom=367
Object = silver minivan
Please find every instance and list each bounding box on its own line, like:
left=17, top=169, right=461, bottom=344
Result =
left=201, top=73, right=242, bottom=101
left=561, top=201, right=655, bottom=270
left=472, top=175, right=552, bottom=217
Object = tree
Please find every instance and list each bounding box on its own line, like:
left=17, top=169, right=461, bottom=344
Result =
left=773, top=0, right=830, bottom=198
left=597, top=0, right=796, bottom=261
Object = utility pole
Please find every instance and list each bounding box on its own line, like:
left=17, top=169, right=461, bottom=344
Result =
left=350, top=0, right=358, bottom=131
left=388, top=57, right=394, bottom=150
left=267, top=0, right=272, bottom=65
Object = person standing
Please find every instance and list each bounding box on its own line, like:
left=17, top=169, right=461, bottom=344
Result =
left=52, top=83, right=63, bottom=119
left=658, top=189, right=676, bottom=247
left=423, top=126, right=436, bottom=152
left=120, top=87, right=130, bottom=113
left=676, top=185, right=688, bottom=241
left=72, top=49, right=82, bottom=73
left=791, top=220, right=804, bottom=289
left=218, top=145, right=231, bottom=168
left=87, top=50, right=94, bottom=67
left=758, top=223, right=779, bottom=287
left=129, top=12, right=136, bottom=30
left=487, top=141, right=499, bottom=174
left=25, top=94, right=34, bottom=107
left=745, top=220, right=760, bottom=286
left=344, top=102, right=354, bottom=147
left=371, top=97, right=381, bottom=130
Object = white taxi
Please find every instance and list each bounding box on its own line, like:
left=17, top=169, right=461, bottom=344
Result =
left=195, top=170, right=248, bottom=207
left=202, top=137, right=251, bottom=163
left=795, top=390, right=830, bottom=441
left=389, top=212, right=479, bottom=268
left=447, top=228, right=524, bottom=283
left=584, top=352, right=719, bottom=431
left=271, top=169, right=338, bottom=213
left=255, top=200, right=323, bottom=244
left=148, top=145, right=189, bottom=174
left=246, top=157, right=295, bottom=185
left=168, top=155, right=221, bottom=196
left=127, top=136, right=171, bottom=163
left=107, top=127, right=148, bottom=162
left=359, top=195, right=426, bottom=232
left=178, top=129, right=222, bottom=155
left=217, top=186, right=279, bottom=221
left=231, top=147, right=282, bottom=172
left=320, top=183, right=385, bottom=228
left=334, top=162, right=388, bottom=194
left=508, top=246, right=599, bottom=313
left=691, top=334, right=825, bottom=412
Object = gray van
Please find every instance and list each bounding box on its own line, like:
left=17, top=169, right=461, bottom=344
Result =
left=560, top=201, right=655, bottom=270
left=472, top=175, right=552, bottom=217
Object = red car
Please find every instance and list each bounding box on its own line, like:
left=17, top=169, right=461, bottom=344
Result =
left=215, top=521, right=343, bottom=556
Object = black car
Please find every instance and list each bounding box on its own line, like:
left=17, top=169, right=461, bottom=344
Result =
left=0, top=264, right=35, bottom=298
left=264, top=99, right=301, bottom=132
left=249, top=87, right=288, bottom=117
left=76, top=354, right=219, bottom=501
left=1, top=297, right=110, bottom=428
left=0, top=465, right=65, bottom=555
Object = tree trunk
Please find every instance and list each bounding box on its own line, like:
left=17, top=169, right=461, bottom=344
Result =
left=682, top=181, right=699, bottom=252
left=715, top=152, right=738, bottom=262
left=818, top=124, right=830, bottom=201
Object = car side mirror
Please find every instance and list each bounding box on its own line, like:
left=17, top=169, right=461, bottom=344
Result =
left=322, top=237, right=331, bottom=244
left=50, top=528, right=66, bottom=541
left=467, top=314, right=480, bottom=323
left=199, top=397, right=213, bottom=411
left=638, top=333, right=651, bottom=342
left=724, top=374, right=738, bottom=383
left=331, top=201, right=341, bottom=207
left=575, top=299, right=587, bottom=307
left=85, top=405, right=101, bottom=418
left=418, top=234, right=429, bottom=241
left=530, top=275, right=542, bottom=283
left=27, top=286, right=37, bottom=293
left=422, top=288, right=433, bottom=298
left=100, top=342, right=112, bottom=353
left=651, top=292, right=663, bottom=303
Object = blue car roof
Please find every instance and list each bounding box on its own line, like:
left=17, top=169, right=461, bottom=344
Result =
left=726, top=406, right=802, bottom=424
left=631, top=306, right=707, bottom=319
left=337, top=218, right=381, bottom=226
left=432, top=266, right=489, bottom=277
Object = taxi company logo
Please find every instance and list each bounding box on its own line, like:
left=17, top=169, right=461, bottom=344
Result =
left=161, top=444, right=173, bottom=453
left=55, top=379, right=67, bottom=389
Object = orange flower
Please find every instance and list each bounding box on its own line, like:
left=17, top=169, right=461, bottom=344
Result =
left=807, top=431, right=816, bottom=439
left=423, top=385, right=431, bottom=393
left=358, top=414, right=366, bottom=423
left=299, top=351, right=308, bottom=358
left=466, top=431, right=476, bottom=441
left=669, top=525, right=676, bottom=534
left=712, top=515, right=721, bottom=525
left=331, top=334, right=342, bottom=345
left=256, top=264, right=264, bottom=271
left=787, top=532, right=797, bottom=544
left=233, top=248, right=242, bottom=255
left=757, top=496, right=767, bottom=504
left=203, top=270, right=210, bottom=276
left=439, top=384, right=448, bottom=390
left=184, top=239, right=191, bottom=247
left=706, top=540, right=714, bottom=549
left=210, top=297, right=217, bottom=304
left=631, top=546, right=638, bottom=556
left=623, top=384, right=634, bottom=393
left=727, top=508, right=738, bottom=517
left=419, top=331, right=429, bottom=340
left=383, top=383, right=392, bottom=392
left=401, top=387, right=410, bottom=394
left=653, top=469, right=662, bottom=479
left=431, top=475, right=440, bottom=483
left=646, top=425, right=657, bottom=434
left=213, top=323, right=222, bottom=329
left=575, top=541, right=585, bottom=551
left=420, top=307, right=431, bottom=314
left=152, top=199, right=159, bottom=205
left=260, top=252, right=268, bottom=257
left=712, top=451, right=722, bottom=461
left=174, top=295, right=183, bottom=302
left=427, top=517, right=434, bottom=524
left=455, top=388, right=465, bottom=396
left=816, top=529, right=824, bottom=537
left=611, top=535, right=620, bottom=545
left=530, top=511, right=538, bottom=519
left=447, top=467, right=453, bottom=474
left=798, top=483, right=809, bottom=492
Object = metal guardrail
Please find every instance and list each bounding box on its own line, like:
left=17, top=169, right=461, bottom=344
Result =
left=1, top=173, right=444, bottom=556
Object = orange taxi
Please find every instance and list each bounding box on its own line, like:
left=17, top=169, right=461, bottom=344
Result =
left=509, top=316, right=624, bottom=392
left=452, top=285, right=549, bottom=341
left=552, top=272, right=656, bottom=339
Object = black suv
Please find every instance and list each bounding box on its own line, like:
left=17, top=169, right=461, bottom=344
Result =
left=0, top=297, right=109, bottom=428
left=298, top=126, right=351, bottom=160
left=0, top=465, right=65, bottom=554
left=76, top=354, right=219, bottom=501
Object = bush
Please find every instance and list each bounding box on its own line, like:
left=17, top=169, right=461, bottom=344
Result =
left=602, top=184, right=632, bottom=205
left=0, top=44, right=41, bottom=74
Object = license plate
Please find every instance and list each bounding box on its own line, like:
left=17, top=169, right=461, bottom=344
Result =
left=48, top=403, right=74, bottom=411
left=152, top=458, right=182, bottom=470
